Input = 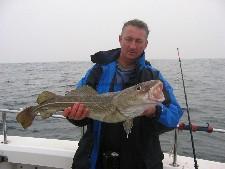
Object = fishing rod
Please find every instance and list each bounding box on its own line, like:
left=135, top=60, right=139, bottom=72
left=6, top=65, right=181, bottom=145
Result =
left=177, top=48, right=198, bottom=169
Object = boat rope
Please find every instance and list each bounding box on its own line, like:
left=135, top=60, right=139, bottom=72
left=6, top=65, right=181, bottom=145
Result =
left=177, top=48, right=198, bottom=169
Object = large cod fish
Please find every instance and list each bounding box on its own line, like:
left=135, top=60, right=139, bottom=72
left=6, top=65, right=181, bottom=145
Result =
left=16, top=80, right=165, bottom=133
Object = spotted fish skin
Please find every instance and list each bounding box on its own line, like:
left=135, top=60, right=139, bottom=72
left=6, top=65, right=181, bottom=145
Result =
left=16, top=80, right=165, bottom=129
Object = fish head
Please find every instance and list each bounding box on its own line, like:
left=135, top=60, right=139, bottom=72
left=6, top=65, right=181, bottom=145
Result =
left=135, top=80, right=165, bottom=104
left=118, top=80, right=165, bottom=104
left=114, top=80, right=165, bottom=118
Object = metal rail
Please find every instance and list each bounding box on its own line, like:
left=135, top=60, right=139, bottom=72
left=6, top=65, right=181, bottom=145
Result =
left=1, top=112, right=7, bottom=144
left=212, top=128, right=225, bottom=133
left=0, top=108, right=66, bottom=119
left=169, top=123, right=225, bottom=166
left=0, top=108, right=66, bottom=144
left=170, top=129, right=179, bottom=167
left=178, top=122, right=225, bottom=134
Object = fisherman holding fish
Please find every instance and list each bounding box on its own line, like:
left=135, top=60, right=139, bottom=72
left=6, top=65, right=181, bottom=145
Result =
left=63, top=19, right=183, bottom=169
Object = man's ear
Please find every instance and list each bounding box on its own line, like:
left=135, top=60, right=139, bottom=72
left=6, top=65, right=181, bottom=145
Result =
left=145, top=39, right=148, bottom=48
left=119, top=35, right=123, bottom=46
left=119, top=35, right=122, bottom=43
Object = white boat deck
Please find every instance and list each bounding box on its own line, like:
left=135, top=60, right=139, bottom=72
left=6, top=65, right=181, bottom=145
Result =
left=0, top=135, right=224, bottom=169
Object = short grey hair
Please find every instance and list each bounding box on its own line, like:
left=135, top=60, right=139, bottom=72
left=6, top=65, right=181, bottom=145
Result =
left=122, top=19, right=150, bottom=37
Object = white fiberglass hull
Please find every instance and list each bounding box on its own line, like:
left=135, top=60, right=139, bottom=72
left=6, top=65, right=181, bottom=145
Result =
left=0, top=135, right=224, bottom=169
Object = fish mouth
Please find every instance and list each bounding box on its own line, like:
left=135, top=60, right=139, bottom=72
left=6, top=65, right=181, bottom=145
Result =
left=147, top=86, right=165, bottom=103
left=148, top=94, right=164, bottom=103
left=147, top=92, right=159, bottom=103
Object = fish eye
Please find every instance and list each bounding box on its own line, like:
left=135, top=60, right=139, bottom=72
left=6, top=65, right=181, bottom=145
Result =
left=136, top=85, right=142, bottom=91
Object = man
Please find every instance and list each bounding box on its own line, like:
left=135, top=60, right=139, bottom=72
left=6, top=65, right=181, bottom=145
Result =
left=64, top=19, right=183, bottom=169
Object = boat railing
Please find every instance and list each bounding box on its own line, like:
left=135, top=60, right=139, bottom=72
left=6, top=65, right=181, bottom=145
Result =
left=0, top=108, right=67, bottom=144
left=1, top=111, right=7, bottom=144
left=171, top=123, right=225, bottom=166
left=1, top=108, right=225, bottom=167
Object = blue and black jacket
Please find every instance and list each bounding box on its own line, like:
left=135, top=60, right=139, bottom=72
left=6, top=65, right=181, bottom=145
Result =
left=69, top=48, right=183, bottom=169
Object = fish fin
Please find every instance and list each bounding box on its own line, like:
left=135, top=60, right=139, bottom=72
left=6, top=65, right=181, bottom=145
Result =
left=122, top=118, right=134, bottom=137
left=37, top=91, right=56, bottom=104
left=16, top=106, right=36, bottom=129
left=66, top=86, right=97, bottom=96
left=39, top=109, right=55, bottom=119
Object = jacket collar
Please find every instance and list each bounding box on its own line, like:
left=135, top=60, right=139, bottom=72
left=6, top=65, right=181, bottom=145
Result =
left=91, top=48, right=146, bottom=67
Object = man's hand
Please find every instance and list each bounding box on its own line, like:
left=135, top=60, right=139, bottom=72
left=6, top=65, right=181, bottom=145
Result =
left=141, top=105, right=157, bottom=118
left=63, top=103, right=89, bottom=120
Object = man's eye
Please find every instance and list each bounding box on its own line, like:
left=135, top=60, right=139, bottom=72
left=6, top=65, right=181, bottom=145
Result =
left=136, top=39, right=144, bottom=44
left=125, top=38, right=133, bottom=42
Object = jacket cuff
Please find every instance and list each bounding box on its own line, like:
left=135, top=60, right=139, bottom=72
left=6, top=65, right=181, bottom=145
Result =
left=155, top=104, right=162, bottom=120
left=67, top=117, right=90, bottom=127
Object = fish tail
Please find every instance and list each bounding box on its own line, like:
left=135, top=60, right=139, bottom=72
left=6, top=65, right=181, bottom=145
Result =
left=16, top=106, right=36, bottom=129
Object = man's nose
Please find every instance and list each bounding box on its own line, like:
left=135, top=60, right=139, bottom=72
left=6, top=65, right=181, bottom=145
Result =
left=129, top=40, right=137, bottom=49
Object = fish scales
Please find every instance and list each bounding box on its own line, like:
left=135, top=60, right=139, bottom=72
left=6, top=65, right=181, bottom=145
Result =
left=16, top=80, right=165, bottom=130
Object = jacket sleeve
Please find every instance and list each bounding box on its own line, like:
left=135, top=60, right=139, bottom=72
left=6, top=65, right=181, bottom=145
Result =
left=156, top=72, right=183, bottom=128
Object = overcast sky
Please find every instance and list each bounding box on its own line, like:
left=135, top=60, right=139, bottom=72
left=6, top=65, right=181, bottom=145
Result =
left=0, top=0, right=225, bottom=63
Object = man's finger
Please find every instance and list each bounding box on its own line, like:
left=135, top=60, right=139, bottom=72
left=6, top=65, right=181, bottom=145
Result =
left=63, top=107, right=71, bottom=117
left=80, top=107, right=89, bottom=119
left=70, top=103, right=80, bottom=118
left=76, top=103, right=85, bottom=119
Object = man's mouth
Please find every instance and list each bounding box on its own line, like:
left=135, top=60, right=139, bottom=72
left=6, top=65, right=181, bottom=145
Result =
left=128, top=51, right=137, bottom=55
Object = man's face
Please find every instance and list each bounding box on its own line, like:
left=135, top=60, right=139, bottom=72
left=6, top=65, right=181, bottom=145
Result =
left=119, top=25, right=148, bottom=61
